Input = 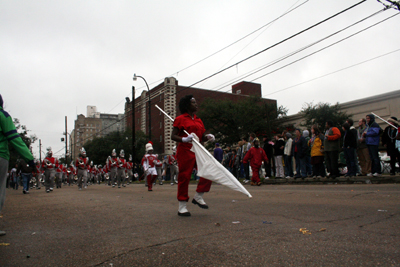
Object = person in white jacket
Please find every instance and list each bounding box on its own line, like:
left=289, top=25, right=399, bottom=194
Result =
left=284, top=133, right=294, bottom=178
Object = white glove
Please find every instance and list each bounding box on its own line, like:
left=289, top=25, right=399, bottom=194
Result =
left=206, top=134, right=215, bottom=142
left=182, top=134, right=194, bottom=143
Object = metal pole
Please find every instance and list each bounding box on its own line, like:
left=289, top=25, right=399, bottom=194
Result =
left=132, top=86, right=136, bottom=162
left=39, top=139, right=42, bottom=163
left=65, top=116, right=68, bottom=164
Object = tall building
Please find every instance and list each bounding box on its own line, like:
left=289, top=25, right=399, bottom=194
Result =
left=71, top=106, right=125, bottom=159
left=125, top=77, right=276, bottom=155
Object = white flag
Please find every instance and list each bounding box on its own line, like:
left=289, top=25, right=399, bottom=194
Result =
left=191, top=141, right=252, bottom=198
left=155, top=104, right=252, bottom=198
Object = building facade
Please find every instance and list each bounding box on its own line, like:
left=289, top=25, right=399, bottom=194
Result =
left=282, top=89, right=400, bottom=131
left=71, top=107, right=125, bottom=159
left=125, top=77, right=277, bottom=155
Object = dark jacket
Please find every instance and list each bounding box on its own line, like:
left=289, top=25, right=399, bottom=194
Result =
left=263, top=140, right=273, bottom=159
left=273, top=138, right=285, bottom=156
left=18, top=158, right=34, bottom=174
left=343, top=129, right=357, bottom=149
left=382, top=125, right=398, bottom=156
left=293, top=136, right=307, bottom=158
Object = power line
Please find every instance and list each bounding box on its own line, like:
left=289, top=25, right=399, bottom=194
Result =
left=210, top=8, right=387, bottom=93
left=248, top=12, right=400, bottom=83
left=263, top=47, right=400, bottom=97
left=184, top=0, right=367, bottom=89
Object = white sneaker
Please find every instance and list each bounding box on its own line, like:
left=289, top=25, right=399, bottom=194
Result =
left=171, top=183, right=174, bottom=186
left=373, top=173, right=381, bottom=177
left=265, top=177, right=269, bottom=180
left=49, top=188, right=53, bottom=191
left=243, top=179, right=250, bottom=184
left=367, top=173, right=373, bottom=177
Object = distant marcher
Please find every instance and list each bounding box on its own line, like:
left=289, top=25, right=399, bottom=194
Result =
left=284, top=133, right=294, bottom=178
left=324, top=121, right=341, bottom=179
left=357, top=118, right=371, bottom=176
left=309, top=125, right=325, bottom=178
left=0, top=94, right=35, bottom=236
left=293, top=129, right=307, bottom=179
left=381, top=117, right=399, bottom=175
left=342, top=122, right=357, bottom=177
left=363, top=114, right=382, bottom=177
left=243, top=138, right=269, bottom=186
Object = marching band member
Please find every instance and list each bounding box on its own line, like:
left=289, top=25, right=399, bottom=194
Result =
left=41, top=147, right=59, bottom=193
left=107, top=149, right=118, bottom=187
left=67, top=161, right=75, bottom=186
left=126, top=155, right=134, bottom=184
left=117, top=149, right=127, bottom=188
left=75, top=147, right=89, bottom=190
left=168, top=147, right=178, bottom=186
left=87, top=161, right=93, bottom=185
left=55, top=162, right=63, bottom=188
left=141, top=143, right=158, bottom=191
left=155, top=155, right=163, bottom=185
left=171, top=95, right=215, bottom=216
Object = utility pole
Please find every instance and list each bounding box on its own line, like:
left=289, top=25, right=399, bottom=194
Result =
left=39, top=139, right=42, bottom=163
left=378, top=0, right=400, bottom=10
left=132, top=86, right=136, bottom=163
left=65, top=116, right=68, bottom=164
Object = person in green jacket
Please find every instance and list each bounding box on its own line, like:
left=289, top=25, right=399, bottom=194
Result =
left=0, top=94, right=35, bottom=236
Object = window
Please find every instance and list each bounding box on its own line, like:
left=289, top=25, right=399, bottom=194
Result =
left=160, top=135, right=162, bottom=142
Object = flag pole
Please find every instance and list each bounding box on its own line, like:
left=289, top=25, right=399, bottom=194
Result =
left=371, top=112, right=398, bottom=130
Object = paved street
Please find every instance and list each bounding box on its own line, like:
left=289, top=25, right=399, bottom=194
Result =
left=0, top=182, right=399, bottom=266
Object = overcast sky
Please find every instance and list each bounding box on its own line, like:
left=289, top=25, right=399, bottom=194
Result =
left=1, top=0, right=399, bottom=159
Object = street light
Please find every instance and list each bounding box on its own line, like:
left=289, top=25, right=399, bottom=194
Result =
left=126, top=86, right=136, bottom=163
left=133, top=74, right=151, bottom=141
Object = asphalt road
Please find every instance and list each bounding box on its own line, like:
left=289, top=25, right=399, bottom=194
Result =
left=0, top=182, right=399, bottom=266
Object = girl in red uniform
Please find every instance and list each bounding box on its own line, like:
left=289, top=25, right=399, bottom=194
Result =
left=171, top=95, right=215, bottom=216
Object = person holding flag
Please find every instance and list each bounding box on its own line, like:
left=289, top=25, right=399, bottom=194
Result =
left=171, top=95, right=215, bottom=217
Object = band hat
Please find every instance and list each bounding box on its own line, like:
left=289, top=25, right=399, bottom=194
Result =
left=145, top=143, right=153, bottom=152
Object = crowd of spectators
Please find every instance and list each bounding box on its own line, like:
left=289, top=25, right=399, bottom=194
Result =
left=216, top=114, right=400, bottom=182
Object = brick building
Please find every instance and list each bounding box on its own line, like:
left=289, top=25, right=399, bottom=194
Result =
left=70, top=107, right=125, bottom=159
left=125, top=77, right=276, bottom=155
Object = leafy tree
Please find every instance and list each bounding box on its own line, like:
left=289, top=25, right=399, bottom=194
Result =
left=197, top=95, right=288, bottom=147
left=8, top=118, right=37, bottom=169
left=83, top=130, right=148, bottom=165
left=300, top=102, right=351, bottom=131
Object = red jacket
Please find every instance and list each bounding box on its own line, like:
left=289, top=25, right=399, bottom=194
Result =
left=243, top=147, right=269, bottom=168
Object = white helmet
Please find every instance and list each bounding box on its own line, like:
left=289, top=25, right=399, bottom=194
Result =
left=145, top=143, right=153, bottom=152
left=120, top=149, right=125, bottom=157
left=112, top=149, right=116, bottom=157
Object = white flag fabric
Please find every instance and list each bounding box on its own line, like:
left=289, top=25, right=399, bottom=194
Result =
left=190, top=141, right=252, bottom=198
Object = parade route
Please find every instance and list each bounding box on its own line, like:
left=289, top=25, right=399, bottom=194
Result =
left=0, top=183, right=399, bottom=266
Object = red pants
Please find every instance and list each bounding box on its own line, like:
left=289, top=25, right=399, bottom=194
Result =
left=177, top=148, right=212, bottom=202
left=251, top=166, right=261, bottom=183
left=146, top=175, right=157, bottom=190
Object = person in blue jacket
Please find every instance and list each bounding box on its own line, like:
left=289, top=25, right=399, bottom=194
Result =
left=363, top=114, right=382, bottom=177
